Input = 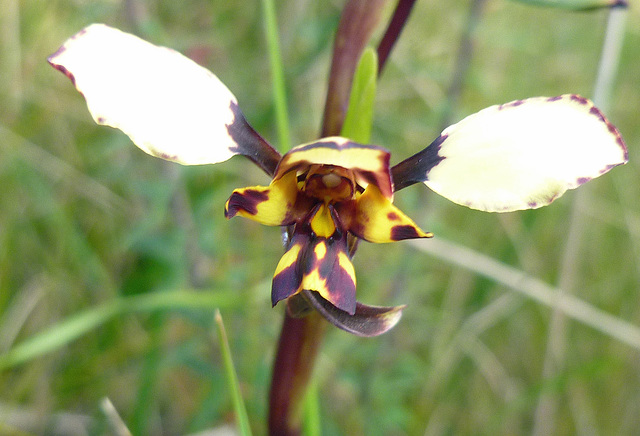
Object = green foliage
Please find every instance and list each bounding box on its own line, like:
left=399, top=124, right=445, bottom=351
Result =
left=341, top=47, right=378, bottom=143
left=215, top=310, right=253, bottom=436
left=1, top=1, right=639, bottom=435
left=260, top=0, right=291, bottom=151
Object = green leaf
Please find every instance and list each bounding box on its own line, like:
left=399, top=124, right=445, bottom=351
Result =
left=0, top=289, right=238, bottom=371
left=340, top=47, right=378, bottom=144
left=215, top=310, right=253, bottom=436
left=302, top=378, right=322, bottom=436
left=506, top=0, right=627, bottom=11
left=261, top=0, right=291, bottom=151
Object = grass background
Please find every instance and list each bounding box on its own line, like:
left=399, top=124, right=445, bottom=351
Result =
left=1, top=0, right=639, bottom=434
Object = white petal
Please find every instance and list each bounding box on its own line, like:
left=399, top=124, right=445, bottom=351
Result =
left=49, top=24, right=247, bottom=165
left=425, top=95, right=627, bottom=212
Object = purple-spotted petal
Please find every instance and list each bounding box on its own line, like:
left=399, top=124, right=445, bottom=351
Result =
left=272, top=226, right=357, bottom=315
left=225, top=171, right=307, bottom=226
left=345, top=183, right=433, bottom=243
left=393, top=95, right=627, bottom=212
left=49, top=24, right=280, bottom=172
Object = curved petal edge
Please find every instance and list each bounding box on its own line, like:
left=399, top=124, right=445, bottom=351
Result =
left=302, top=290, right=404, bottom=337
left=397, top=95, right=627, bottom=212
left=49, top=24, right=280, bottom=173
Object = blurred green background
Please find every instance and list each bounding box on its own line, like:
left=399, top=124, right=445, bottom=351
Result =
left=1, top=0, right=639, bottom=434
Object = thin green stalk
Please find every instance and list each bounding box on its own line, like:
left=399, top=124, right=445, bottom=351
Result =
left=101, top=398, right=133, bottom=436
left=592, top=6, right=628, bottom=112
left=302, top=378, right=322, bottom=436
left=532, top=8, right=628, bottom=435
left=261, top=0, right=290, bottom=151
left=215, top=310, right=253, bottom=436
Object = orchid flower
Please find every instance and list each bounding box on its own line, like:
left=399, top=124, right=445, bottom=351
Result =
left=49, top=24, right=627, bottom=336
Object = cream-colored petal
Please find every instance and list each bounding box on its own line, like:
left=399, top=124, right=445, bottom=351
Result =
left=423, top=95, right=627, bottom=212
left=49, top=24, right=253, bottom=165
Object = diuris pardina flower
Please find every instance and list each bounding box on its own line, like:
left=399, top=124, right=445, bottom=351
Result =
left=49, top=24, right=627, bottom=335
left=225, top=137, right=432, bottom=316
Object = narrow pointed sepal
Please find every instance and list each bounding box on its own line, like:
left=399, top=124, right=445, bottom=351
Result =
left=401, top=95, right=627, bottom=212
left=302, top=290, right=404, bottom=337
left=339, top=184, right=433, bottom=243
left=275, top=137, right=394, bottom=199
left=49, top=24, right=280, bottom=171
left=225, top=171, right=305, bottom=226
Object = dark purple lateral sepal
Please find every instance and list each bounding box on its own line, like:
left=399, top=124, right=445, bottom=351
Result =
left=391, top=134, right=447, bottom=192
left=226, top=102, right=282, bottom=177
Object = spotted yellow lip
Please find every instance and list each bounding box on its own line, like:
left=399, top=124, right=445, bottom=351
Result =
left=225, top=137, right=432, bottom=315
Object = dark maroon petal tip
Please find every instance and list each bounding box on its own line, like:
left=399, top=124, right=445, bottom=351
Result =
left=302, top=290, right=404, bottom=337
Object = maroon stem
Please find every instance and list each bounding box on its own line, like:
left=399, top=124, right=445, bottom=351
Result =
left=268, top=311, right=326, bottom=435
left=320, top=0, right=388, bottom=138
left=377, top=0, right=417, bottom=75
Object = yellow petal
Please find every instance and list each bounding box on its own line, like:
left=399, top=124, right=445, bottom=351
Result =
left=349, top=184, right=432, bottom=243
left=225, top=171, right=303, bottom=226
left=274, top=137, right=394, bottom=199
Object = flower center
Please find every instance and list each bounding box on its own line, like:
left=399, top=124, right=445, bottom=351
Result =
left=303, top=165, right=355, bottom=203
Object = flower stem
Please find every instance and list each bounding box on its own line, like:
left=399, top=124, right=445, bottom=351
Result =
left=268, top=310, right=326, bottom=435
left=377, top=0, right=417, bottom=75
left=320, top=0, right=387, bottom=137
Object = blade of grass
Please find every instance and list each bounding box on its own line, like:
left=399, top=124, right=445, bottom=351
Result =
left=100, top=398, right=133, bottom=436
left=592, top=6, right=628, bottom=112
left=129, top=313, right=163, bottom=436
left=214, top=309, right=252, bottom=436
left=302, top=378, right=322, bottom=436
left=260, top=0, right=290, bottom=151
left=0, top=289, right=239, bottom=371
left=532, top=8, right=628, bottom=435
left=409, top=237, right=640, bottom=350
